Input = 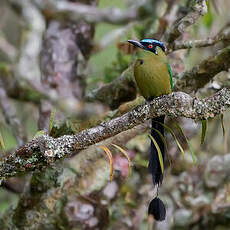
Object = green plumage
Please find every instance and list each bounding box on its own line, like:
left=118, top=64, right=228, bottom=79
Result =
left=134, top=47, right=172, bottom=99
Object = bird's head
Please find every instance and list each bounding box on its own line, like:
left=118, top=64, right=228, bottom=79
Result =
left=127, top=38, right=166, bottom=55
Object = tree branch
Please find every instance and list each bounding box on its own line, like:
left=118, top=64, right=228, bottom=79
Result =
left=0, top=85, right=26, bottom=146
left=33, top=0, right=148, bottom=25
left=171, top=25, right=230, bottom=51
left=0, top=33, right=18, bottom=61
left=1, top=88, right=230, bottom=179
left=86, top=66, right=136, bottom=109
left=165, top=0, right=207, bottom=44
left=175, top=46, right=230, bottom=93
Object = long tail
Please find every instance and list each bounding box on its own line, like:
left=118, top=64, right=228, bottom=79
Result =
left=148, top=116, right=165, bottom=186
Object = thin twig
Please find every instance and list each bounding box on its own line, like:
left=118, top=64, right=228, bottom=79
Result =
left=171, top=26, right=230, bottom=51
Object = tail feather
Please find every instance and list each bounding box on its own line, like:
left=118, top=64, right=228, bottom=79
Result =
left=148, top=116, right=165, bottom=185
left=148, top=197, right=166, bottom=221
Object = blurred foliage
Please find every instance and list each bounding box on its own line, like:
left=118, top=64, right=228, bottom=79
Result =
left=103, top=51, right=131, bottom=83
left=202, top=2, right=214, bottom=28
left=88, top=0, right=126, bottom=87
left=0, top=189, right=18, bottom=215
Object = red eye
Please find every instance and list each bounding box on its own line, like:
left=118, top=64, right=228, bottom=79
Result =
left=148, top=44, right=153, bottom=49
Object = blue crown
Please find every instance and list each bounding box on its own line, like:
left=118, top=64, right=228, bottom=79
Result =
left=140, top=39, right=164, bottom=47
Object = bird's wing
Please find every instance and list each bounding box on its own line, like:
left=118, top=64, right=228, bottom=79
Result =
left=167, top=63, right=173, bottom=91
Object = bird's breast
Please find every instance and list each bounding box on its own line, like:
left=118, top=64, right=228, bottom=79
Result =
left=134, top=56, right=171, bottom=99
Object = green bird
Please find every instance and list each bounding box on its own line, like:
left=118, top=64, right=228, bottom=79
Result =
left=128, top=38, right=173, bottom=221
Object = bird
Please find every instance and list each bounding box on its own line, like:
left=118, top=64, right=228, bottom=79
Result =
left=128, top=38, right=173, bottom=221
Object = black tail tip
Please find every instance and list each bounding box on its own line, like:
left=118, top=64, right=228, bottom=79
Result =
left=148, top=197, right=166, bottom=221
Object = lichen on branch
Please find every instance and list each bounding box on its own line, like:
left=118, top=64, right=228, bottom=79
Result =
left=0, top=88, right=230, bottom=179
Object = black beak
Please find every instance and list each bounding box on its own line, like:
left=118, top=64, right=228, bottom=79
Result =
left=127, top=40, right=144, bottom=49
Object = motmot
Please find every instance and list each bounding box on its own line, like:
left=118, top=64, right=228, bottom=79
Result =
left=128, top=38, right=173, bottom=221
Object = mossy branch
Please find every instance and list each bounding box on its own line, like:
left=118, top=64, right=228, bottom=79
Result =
left=1, top=88, right=230, bottom=179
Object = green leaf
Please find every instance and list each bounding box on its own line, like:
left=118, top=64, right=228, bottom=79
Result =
left=34, top=130, right=45, bottom=139
left=174, top=122, right=197, bottom=164
left=151, top=127, right=172, bottom=166
left=220, top=114, right=227, bottom=152
left=0, top=131, right=5, bottom=152
left=220, top=114, right=225, bottom=137
left=153, top=120, right=185, bottom=160
left=201, top=120, right=207, bottom=145
left=49, top=107, right=57, bottom=135
left=99, top=145, right=114, bottom=182
left=151, top=127, right=168, bottom=152
left=148, top=134, right=164, bottom=174
left=187, top=141, right=196, bottom=164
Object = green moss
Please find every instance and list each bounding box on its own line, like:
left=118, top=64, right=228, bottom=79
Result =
left=30, top=167, right=62, bottom=194
left=50, top=120, right=75, bottom=137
